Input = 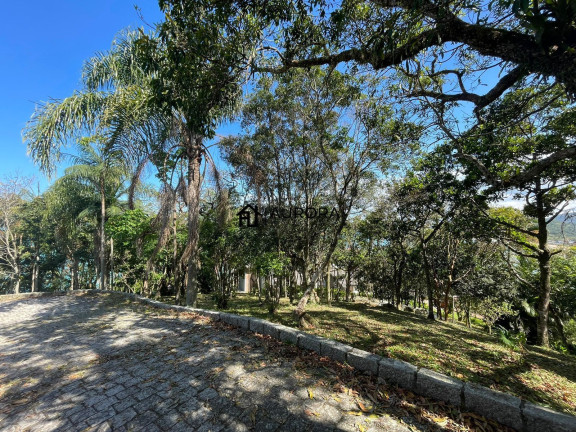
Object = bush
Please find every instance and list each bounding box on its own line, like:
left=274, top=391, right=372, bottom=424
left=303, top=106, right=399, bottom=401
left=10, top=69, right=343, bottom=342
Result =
left=566, top=319, right=576, bottom=346
left=496, top=325, right=527, bottom=351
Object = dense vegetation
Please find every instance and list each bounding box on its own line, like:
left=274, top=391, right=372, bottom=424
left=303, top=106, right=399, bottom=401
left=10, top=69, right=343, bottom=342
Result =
left=2, top=0, right=576, bottom=366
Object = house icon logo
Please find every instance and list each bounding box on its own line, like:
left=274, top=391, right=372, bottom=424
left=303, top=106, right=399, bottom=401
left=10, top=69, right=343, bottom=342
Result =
left=236, top=204, right=262, bottom=228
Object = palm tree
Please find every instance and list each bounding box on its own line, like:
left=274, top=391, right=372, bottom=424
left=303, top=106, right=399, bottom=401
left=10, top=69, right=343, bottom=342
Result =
left=57, top=139, right=127, bottom=289
left=24, top=26, right=239, bottom=305
left=23, top=31, right=172, bottom=292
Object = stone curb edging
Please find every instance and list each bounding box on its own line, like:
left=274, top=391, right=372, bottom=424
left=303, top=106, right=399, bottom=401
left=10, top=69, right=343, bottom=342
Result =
left=5, top=289, right=576, bottom=432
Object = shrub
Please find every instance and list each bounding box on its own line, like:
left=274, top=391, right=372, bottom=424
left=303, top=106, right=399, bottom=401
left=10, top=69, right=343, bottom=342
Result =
left=496, top=325, right=527, bottom=351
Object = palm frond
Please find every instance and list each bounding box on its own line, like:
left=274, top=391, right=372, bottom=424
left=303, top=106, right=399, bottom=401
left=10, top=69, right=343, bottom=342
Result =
left=23, top=92, right=109, bottom=175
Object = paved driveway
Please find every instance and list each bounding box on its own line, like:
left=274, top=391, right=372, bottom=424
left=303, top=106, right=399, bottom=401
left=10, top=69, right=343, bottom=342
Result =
left=0, top=294, right=414, bottom=432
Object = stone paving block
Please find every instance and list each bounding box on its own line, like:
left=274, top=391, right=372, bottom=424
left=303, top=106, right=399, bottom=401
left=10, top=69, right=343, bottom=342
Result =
left=134, top=386, right=157, bottom=401
left=378, top=358, right=417, bottom=389
left=110, top=407, right=137, bottom=429
left=198, top=387, right=219, bottom=401
left=463, top=382, right=522, bottom=431
left=223, top=420, right=250, bottom=432
left=113, top=395, right=138, bottom=413
left=252, top=417, right=282, bottom=431
left=125, top=409, right=160, bottom=431
left=522, top=402, right=576, bottom=432
left=93, top=395, right=118, bottom=412
left=153, top=408, right=181, bottom=431
left=69, top=406, right=97, bottom=425
left=305, top=401, right=343, bottom=424
left=320, top=340, right=354, bottom=363
left=83, top=407, right=116, bottom=428
left=84, top=421, right=112, bottom=432
left=346, top=349, right=380, bottom=375
left=196, top=420, right=226, bottom=432
left=415, top=368, right=463, bottom=406
left=133, top=394, right=164, bottom=414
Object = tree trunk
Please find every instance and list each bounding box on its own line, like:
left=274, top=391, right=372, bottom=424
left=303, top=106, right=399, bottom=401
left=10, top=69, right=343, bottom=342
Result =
left=295, top=266, right=315, bottom=327
left=326, top=265, right=331, bottom=306
left=395, top=257, right=405, bottom=309
left=421, top=243, right=435, bottom=320
left=13, top=263, right=20, bottom=294
left=71, top=256, right=79, bottom=290
left=110, top=237, right=114, bottom=290
left=443, top=278, right=452, bottom=321
left=31, top=254, right=39, bottom=293
left=535, top=186, right=552, bottom=347
left=536, top=249, right=552, bottom=347
left=99, top=181, right=106, bottom=290
left=185, top=134, right=202, bottom=308
left=345, top=269, right=351, bottom=302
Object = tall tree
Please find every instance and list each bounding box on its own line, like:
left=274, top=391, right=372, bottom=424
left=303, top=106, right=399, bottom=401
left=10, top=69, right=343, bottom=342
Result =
left=134, top=2, right=265, bottom=306
left=0, top=176, right=32, bottom=293
left=55, top=140, right=127, bottom=289
left=224, top=67, right=418, bottom=325
left=191, top=0, right=576, bottom=190
left=432, top=86, right=576, bottom=346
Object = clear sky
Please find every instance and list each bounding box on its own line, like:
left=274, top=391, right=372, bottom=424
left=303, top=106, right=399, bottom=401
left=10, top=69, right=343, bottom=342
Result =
left=0, top=0, right=166, bottom=190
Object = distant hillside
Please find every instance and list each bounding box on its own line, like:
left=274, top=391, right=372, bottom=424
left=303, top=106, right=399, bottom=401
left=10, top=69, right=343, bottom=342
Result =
left=548, top=216, right=576, bottom=244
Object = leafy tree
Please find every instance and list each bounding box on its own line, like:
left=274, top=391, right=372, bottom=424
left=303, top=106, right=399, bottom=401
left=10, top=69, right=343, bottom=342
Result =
left=0, top=176, right=32, bottom=293
left=127, top=0, right=270, bottom=307
left=106, top=208, right=155, bottom=292
left=223, top=67, right=415, bottom=325
left=475, top=297, right=516, bottom=335
left=18, top=194, right=60, bottom=292
left=440, top=87, right=576, bottom=346
left=333, top=221, right=366, bottom=303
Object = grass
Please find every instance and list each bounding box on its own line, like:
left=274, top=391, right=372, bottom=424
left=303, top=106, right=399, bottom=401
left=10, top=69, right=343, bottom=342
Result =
left=164, top=293, right=576, bottom=416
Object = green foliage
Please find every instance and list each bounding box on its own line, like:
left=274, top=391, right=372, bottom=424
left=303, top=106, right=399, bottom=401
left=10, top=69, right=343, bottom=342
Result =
left=106, top=209, right=151, bottom=250
left=566, top=319, right=576, bottom=346
left=496, top=325, right=527, bottom=350
left=474, top=297, right=517, bottom=334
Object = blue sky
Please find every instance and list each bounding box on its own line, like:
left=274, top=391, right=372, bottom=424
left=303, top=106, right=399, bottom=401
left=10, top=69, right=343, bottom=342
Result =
left=0, top=0, right=166, bottom=190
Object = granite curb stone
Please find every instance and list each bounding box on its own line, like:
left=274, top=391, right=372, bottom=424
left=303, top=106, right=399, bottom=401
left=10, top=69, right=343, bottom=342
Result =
left=346, top=348, right=380, bottom=375
left=522, top=402, right=576, bottom=432
left=378, top=358, right=418, bottom=389
left=319, top=340, right=354, bottom=363
left=416, top=368, right=463, bottom=406
left=260, top=321, right=281, bottom=339
left=248, top=317, right=266, bottom=334
left=463, top=382, right=523, bottom=431
left=297, top=332, right=324, bottom=353
left=235, top=315, right=251, bottom=330
left=275, top=324, right=300, bottom=346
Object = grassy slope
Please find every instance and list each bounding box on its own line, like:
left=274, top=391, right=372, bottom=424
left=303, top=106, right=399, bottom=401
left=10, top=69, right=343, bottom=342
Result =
left=185, top=294, right=576, bottom=416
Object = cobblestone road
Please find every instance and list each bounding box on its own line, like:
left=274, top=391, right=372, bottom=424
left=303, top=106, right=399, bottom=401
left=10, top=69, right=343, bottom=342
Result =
left=0, top=294, right=416, bottom=432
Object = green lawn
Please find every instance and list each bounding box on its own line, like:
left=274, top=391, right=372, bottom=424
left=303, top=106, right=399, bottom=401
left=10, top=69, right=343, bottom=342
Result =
left=171, top=293, right=576, bottom=416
